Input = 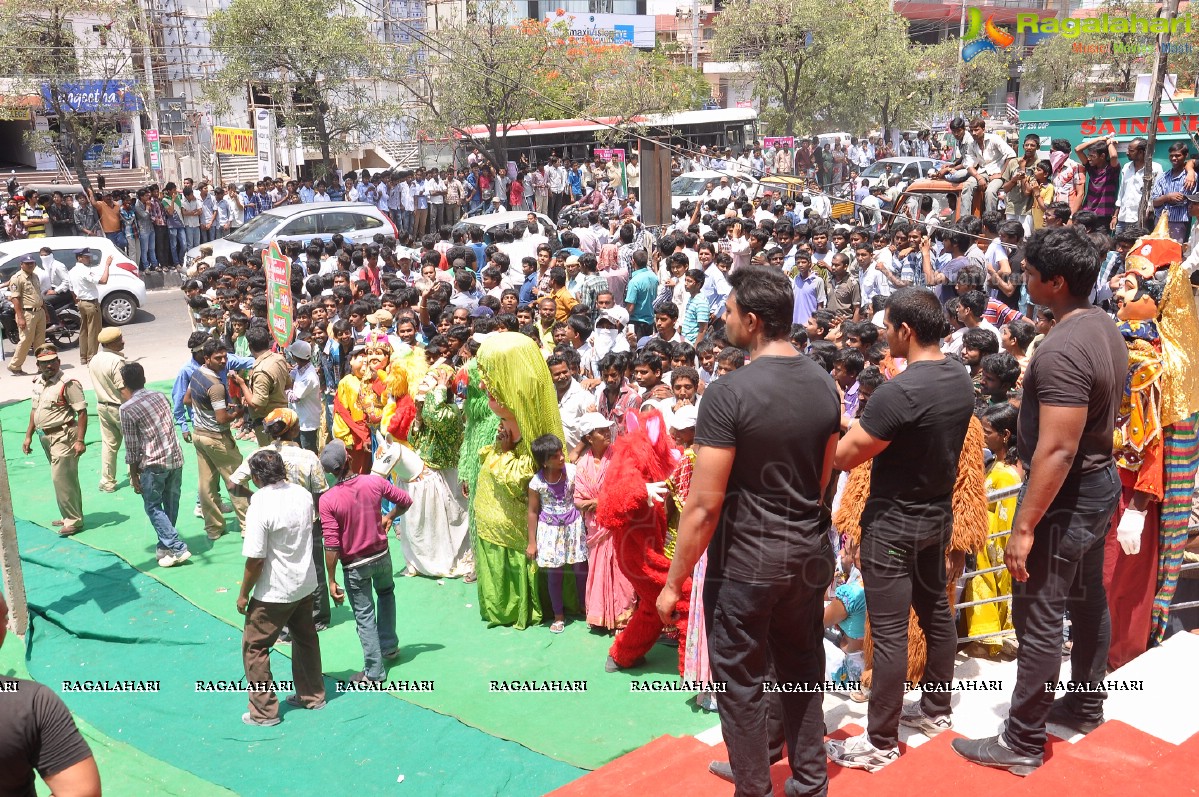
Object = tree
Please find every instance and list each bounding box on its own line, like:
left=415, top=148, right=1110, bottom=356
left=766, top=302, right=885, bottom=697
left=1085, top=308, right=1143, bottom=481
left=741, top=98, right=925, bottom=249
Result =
left=1022, top=1, right=1199, bottom=107
left=0, top=0, right=142, bottom=191
left=409, top=0, right=705, bottom=168
left=711, top=0, right=876, bottom=136
left=207, top=0, right=401, bottom=178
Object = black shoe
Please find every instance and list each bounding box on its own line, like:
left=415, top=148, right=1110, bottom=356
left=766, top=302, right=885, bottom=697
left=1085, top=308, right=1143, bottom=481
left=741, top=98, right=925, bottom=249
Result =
left=604, top=654, right=646, bottom=673
left=950, top=736, right=1042, bottom=777
left=350, top=670, right=384, bottom=684
left=708, top=761, right=734, bottom=784
left=314, top=622, right=329, bottom=632
left=1046, top=699, right=1104, bottom=735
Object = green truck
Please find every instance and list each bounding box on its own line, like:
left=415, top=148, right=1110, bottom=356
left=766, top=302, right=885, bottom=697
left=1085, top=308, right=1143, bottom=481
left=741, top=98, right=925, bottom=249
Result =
left=1018, top=99, right=1199, bottom=166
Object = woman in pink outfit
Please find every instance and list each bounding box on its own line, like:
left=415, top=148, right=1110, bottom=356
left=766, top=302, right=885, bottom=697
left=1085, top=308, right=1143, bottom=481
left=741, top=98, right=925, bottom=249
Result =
left=573, top=413, right=636, bottom=631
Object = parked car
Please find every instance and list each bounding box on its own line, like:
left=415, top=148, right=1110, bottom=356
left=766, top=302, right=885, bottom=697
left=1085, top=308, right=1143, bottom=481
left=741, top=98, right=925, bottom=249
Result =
left=858, top=157, right=950, bottom=189
left=0, top=236, right=146, bottom=326
left=185, top=202, right=397, bottom=268
left=452, top=211, right=556, bottom=242
left=671, top=170, right=762, bottom=210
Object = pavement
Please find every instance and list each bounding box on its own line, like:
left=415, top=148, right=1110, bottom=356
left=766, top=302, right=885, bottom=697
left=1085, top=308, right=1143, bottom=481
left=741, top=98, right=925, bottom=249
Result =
left=0, top=286, right=190, bottom=406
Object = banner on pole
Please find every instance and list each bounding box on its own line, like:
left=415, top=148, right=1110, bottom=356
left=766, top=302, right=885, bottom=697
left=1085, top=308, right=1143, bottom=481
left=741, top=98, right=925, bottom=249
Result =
left=145, top=128, right=161, bottom=171
left=265, top=241, right=293, bottom=349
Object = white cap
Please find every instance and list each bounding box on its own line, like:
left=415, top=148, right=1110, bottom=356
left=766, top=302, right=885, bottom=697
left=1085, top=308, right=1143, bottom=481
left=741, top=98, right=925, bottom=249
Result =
left=598, top=306, right=629, bottom=328
left=577, top=412, right=614, bottom=435
left=670, top=404, right=698, bottom=430
left=286, top=339, right=312, bottom=360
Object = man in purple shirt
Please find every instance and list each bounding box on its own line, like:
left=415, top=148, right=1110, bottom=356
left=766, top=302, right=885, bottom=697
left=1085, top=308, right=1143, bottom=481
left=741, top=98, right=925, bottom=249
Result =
left=1075, top=136, right=1119, bottom=230
left=319, top=440, right=412, bottom=683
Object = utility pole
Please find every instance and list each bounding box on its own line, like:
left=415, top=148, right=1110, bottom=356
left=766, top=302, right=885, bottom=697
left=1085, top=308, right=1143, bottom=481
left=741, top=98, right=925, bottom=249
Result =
left=691, top=0, right=700, bottom=70
left=135, top=0, right=162, bottom=179
left=956, top=0, right=968, bottom=119
left=1139, top=0, right=1182, bottom=226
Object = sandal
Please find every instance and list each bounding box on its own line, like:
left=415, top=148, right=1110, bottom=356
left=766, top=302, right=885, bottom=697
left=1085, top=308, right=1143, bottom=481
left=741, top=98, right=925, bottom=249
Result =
left=549, top=621, right=565, bottom=634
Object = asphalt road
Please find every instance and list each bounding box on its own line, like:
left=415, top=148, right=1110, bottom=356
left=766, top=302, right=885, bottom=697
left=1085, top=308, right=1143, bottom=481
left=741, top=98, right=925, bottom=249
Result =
left=0, top=287, right=191, bottom=406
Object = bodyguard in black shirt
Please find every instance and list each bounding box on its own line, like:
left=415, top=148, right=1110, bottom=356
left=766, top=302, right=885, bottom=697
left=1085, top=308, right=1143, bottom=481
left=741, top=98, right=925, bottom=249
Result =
left=953, top=226, right=1125, bottom=776
left=0, top=589, right=100, bottom=797
left=831, top=287, right=975, bottom=772
left=659, top=265, right=841, bottom=797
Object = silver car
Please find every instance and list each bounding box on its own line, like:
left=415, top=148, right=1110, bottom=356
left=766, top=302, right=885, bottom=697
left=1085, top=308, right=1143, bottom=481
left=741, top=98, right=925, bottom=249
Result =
left=185, top=202, right=396, bottom=266
left=858, top=157, right=950, bottom=189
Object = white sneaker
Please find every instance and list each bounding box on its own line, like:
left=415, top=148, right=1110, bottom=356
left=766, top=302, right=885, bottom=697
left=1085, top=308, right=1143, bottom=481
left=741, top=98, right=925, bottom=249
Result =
left=194, top=504, right=204, bottom=518
left=826, top=732, right=900, bottom=772
left=900, top=702, right=953, bottom=737
left=158, top=550, right=190, bottom=568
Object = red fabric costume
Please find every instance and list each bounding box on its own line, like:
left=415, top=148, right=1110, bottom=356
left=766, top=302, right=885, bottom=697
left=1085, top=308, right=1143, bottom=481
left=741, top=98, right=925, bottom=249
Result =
left=598, top=408, right=691, bottom=674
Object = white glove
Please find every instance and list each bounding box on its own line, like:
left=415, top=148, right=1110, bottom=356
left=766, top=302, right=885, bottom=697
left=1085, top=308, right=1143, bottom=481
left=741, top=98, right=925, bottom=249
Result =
left=646, top=481, right=668, bottom=506
left=1117, top=508, right=1146, bottom=556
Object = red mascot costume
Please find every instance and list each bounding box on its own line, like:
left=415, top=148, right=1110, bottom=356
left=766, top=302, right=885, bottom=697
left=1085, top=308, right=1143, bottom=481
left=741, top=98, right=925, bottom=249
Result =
left=598, top=408, right=691, bottom=674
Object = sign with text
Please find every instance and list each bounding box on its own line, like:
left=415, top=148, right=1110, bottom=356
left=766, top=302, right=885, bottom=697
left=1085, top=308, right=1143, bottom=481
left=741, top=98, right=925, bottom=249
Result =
left=254, top=109, right=277, bottom=179
left=264, top=241, right=293, bottom=349
left=594, top=148, right=625, bottom=162
left=763, top=136, right=795, bottom=149
left=41, top=80, right=144, bottom=114
left=0, top=106, right=31, bottom=122
left=213, top=126, right=256, bottom=157
left=144, top=128, right=161, bottom=172
left=555, top=13, right=655, bottom=48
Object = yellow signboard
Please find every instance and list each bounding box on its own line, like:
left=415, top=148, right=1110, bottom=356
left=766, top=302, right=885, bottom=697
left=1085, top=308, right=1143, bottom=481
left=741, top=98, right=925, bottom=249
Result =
left=0, top=106, right=31, bottom=122
left=213, top=126, right=256, bottom=157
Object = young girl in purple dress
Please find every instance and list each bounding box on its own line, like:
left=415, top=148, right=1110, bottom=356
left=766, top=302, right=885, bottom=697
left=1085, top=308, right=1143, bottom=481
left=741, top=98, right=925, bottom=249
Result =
left=526, top=434, right=588, bottom=633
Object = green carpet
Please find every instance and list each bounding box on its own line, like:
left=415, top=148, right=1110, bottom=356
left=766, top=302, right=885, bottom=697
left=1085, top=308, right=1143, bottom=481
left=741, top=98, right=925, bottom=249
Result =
left=1, top=382, right=718, bottom=771
left=12, top=519, right=582, bottom=796
left=0, top=637, right=238, bottom=797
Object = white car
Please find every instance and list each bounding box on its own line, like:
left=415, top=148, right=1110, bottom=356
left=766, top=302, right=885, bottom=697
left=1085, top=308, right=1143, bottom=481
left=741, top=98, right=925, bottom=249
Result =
left=671, top=170, right=762, bottom=210
left=0, top=236, right=146, bottom=325
left=185, top=202, right=397, bottom=267
left=452, top=211, right=556, bottom=241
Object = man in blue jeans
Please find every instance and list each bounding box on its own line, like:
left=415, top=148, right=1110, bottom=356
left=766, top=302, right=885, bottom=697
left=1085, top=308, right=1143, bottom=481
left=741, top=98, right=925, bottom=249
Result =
left=118, top=362, right=190, bottom=568
left=319, top=440, right=413, bottom=683
left=952, top=226, right=1127, bottom=776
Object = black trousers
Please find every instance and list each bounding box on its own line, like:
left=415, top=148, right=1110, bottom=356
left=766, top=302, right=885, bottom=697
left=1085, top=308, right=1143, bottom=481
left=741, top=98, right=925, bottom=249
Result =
left=705, top=549, right=834, bottom=797
left=860, top=510, right=958, bottom=750
left=153, top=225, right=170, bottom=269
left=1003, top=464, right=1120, bottom=758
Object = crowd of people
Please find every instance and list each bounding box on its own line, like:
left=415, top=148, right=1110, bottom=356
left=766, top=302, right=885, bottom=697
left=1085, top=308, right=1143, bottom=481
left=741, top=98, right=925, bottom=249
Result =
left=6, top=120, right=1199, bottom=795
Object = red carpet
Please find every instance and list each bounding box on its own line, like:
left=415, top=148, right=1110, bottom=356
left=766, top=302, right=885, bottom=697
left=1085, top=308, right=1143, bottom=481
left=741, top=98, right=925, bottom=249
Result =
left=548, top=719, right=1197, bottom=796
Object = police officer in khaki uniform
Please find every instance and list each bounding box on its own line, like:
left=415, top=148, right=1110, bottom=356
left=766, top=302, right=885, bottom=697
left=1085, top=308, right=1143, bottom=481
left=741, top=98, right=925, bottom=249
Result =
left=88, top=327, right=126, bottom=492
left=7, top=254, right=46, bottom=375
left=22, top=346, right=87, bottom=534
left=244, top=326, right=292, bottom=445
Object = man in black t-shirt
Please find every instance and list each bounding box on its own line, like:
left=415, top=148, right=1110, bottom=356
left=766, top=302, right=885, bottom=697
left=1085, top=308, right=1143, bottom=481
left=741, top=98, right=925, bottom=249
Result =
left=0, top=589, right=100, bottom=797
left=658, top=265, right=841, bottom=797
left=830, top=287, right=975, bottom=772
left=954, top=227, right=1125, bottom=776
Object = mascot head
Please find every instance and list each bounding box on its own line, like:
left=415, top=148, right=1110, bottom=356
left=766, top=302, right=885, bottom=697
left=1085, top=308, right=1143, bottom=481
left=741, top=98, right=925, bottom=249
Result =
left=617, top=407, right=681, bottom=482
left=1115, top=270, right=1166, bottom=322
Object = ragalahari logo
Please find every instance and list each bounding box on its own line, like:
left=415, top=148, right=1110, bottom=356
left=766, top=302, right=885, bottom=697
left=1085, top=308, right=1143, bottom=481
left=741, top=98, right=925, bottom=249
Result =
left=962, top=8, right=1015, bottom=61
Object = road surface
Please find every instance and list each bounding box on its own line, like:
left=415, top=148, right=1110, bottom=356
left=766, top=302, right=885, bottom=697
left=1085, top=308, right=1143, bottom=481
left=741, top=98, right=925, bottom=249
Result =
left=0, top=287, right=191, bottom=406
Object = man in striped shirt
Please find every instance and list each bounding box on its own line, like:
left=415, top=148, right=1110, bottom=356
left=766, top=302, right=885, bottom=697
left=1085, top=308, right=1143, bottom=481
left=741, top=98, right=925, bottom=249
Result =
left=119, top=362, right=190, bottom=568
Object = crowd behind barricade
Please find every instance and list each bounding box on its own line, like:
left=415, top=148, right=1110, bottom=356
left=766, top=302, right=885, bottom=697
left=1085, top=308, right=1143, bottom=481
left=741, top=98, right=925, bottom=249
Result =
left=5, top=116, right=1199, bottom=794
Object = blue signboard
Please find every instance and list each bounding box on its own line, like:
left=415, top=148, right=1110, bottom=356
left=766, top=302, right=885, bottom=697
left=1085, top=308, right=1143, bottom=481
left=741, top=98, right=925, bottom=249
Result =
left=40, top=80, right=144, bottom=114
